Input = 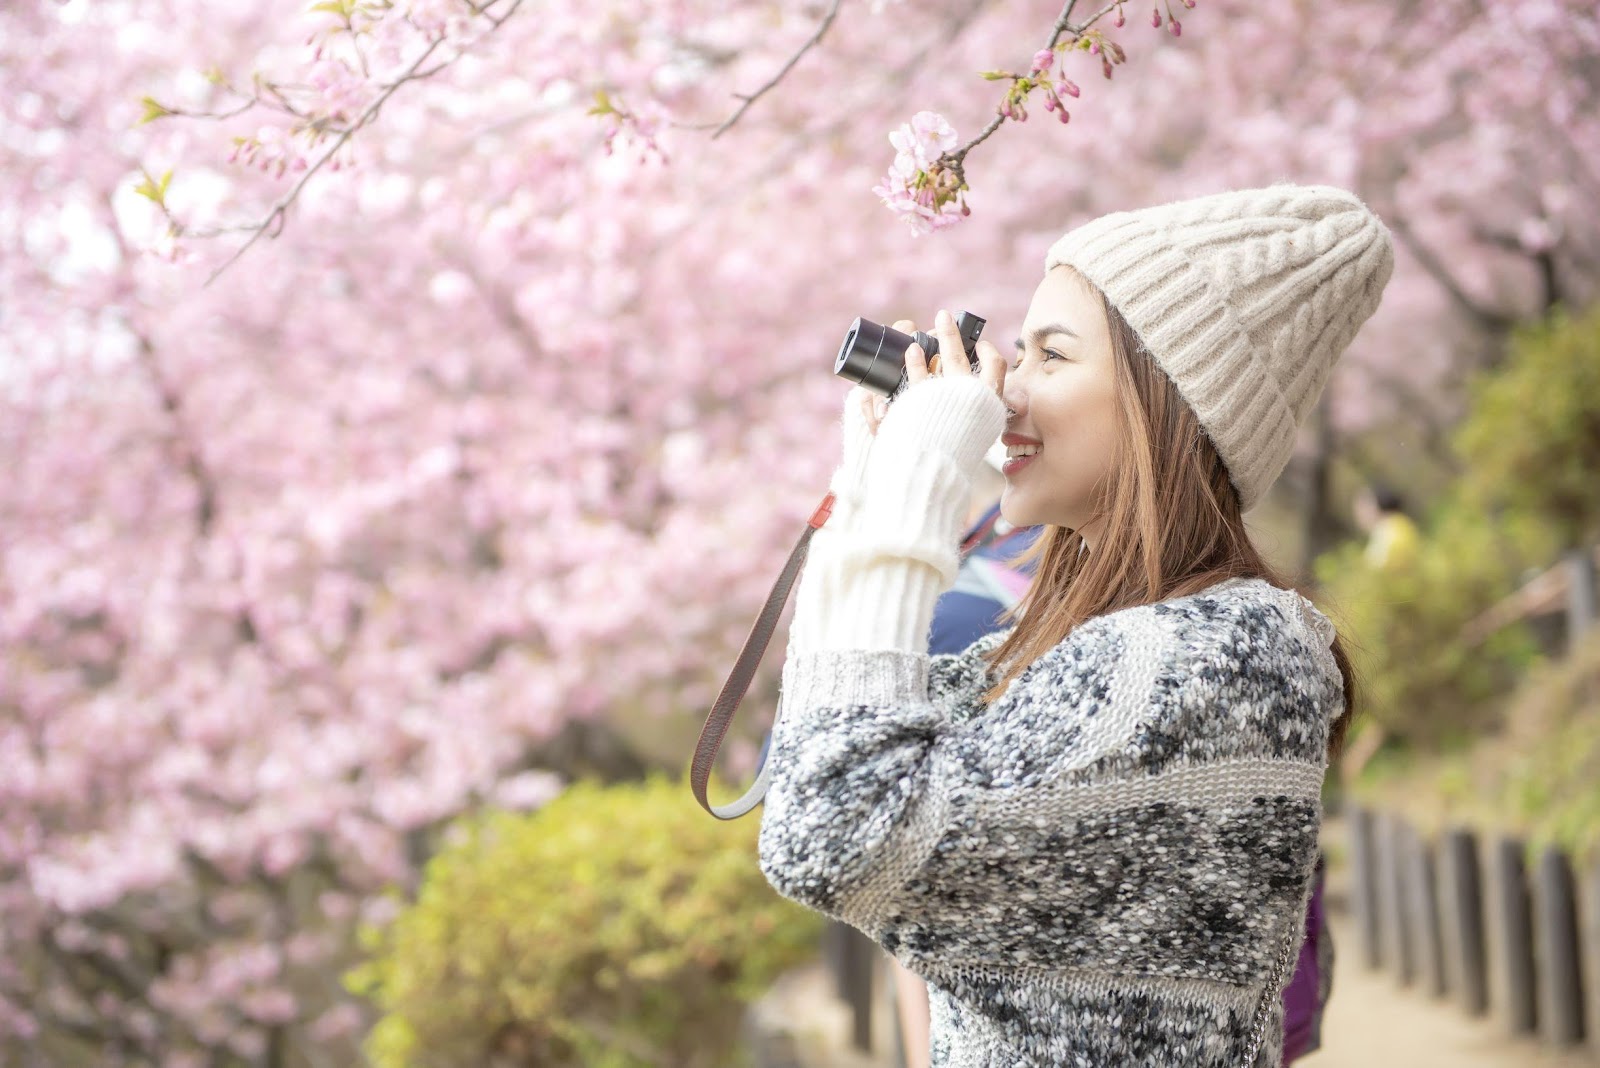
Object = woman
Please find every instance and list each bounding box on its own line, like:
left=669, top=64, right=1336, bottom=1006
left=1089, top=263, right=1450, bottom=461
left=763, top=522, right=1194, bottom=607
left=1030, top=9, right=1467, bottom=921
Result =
left=756, top=184, right=1392, bottom=1066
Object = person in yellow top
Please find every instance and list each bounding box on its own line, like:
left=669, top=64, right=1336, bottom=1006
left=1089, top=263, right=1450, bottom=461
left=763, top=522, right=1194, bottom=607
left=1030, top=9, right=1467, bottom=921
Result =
left=1353, top=482, right=1420, bottom=572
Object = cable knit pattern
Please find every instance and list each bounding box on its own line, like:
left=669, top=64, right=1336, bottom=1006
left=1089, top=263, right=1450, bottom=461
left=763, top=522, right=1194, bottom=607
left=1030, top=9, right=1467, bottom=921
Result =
left=758, top=376, right=1345, bottom=1067
left=789, top=375, right=1008, bottom=653
left=1043, top=183, right=1394, bottom=513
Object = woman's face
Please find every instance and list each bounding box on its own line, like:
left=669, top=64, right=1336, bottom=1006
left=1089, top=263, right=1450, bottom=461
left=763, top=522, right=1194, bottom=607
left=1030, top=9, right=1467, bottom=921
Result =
left=999, top=266, right=1120, bottom=545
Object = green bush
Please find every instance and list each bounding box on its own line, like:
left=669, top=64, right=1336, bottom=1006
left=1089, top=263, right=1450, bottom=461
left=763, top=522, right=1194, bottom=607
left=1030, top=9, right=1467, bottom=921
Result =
left=347, top=773, right=825, bottom=1068
left=1313, top=495, right=1549, bottom=748
left=1354, top=629, right=1600, bottom=863
left=1497, top=628, right=1600, bottom=863
left=1455, top=301, right=1600, bottom=551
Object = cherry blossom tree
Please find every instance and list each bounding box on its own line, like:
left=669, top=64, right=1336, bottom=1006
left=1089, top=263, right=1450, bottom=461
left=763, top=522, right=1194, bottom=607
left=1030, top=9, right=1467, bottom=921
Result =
left=2, top=0, right=1597, bottom=1061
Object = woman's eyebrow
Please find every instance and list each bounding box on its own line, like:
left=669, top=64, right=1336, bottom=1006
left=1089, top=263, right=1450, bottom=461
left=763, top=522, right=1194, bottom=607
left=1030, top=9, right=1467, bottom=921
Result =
left=1014, top=323, right=1079, bottom=350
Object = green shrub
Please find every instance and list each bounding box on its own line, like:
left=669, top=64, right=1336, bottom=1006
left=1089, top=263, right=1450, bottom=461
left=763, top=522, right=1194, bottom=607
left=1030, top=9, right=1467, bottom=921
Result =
left=348, top=773, right=825, bottom=1068
left=1455, top=301, right=1600, bottom=551
left=1499, top=629, right=1600, bottom=863
left=1314, top=495, right=1549, bottom=748
left=1354, top=629, right=1600, bottom=863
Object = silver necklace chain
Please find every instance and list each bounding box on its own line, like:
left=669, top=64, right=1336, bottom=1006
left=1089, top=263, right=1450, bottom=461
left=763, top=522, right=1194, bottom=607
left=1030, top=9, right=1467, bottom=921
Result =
left=1240, top=914, right=1299, bottom=1067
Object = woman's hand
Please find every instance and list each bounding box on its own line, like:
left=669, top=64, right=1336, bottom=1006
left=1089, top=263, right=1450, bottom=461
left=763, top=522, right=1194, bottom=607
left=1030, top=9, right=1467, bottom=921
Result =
left=854, top=309, right=1008, bottom=436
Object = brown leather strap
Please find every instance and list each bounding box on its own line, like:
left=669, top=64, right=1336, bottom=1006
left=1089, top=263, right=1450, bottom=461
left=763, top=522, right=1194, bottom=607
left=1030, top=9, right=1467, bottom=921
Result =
left=690, top=492, right=836, bottom=819
left=690, top=492, right=1009, bottom=819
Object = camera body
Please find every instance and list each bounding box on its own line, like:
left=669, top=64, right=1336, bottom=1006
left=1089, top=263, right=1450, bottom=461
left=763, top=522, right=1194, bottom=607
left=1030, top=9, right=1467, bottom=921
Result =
left=834, top=312, right=987, bottom=399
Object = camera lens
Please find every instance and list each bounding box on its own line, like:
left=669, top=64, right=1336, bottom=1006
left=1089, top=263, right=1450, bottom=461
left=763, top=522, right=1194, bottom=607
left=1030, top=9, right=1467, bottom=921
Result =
left=835, top=317, right=908, bottom=397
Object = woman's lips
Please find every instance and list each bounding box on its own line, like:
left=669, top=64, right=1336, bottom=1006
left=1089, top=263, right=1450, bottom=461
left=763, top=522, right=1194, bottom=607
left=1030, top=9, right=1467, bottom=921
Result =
left=1002, top=451, right=1038, bottom=476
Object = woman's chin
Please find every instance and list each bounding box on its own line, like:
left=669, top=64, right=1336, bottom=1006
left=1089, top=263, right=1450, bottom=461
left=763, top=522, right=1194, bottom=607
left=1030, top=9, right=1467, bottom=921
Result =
left=998, top=489, right=1033, bottom=529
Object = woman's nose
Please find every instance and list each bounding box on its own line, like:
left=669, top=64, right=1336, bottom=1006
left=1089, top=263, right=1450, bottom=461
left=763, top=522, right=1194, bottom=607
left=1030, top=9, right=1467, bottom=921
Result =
left=1001, top=381, right=1026, bottom=423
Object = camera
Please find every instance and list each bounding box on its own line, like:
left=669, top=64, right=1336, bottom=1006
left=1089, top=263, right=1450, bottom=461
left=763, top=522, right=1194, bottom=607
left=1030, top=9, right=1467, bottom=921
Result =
left=834, top=311, right=987, bottom=399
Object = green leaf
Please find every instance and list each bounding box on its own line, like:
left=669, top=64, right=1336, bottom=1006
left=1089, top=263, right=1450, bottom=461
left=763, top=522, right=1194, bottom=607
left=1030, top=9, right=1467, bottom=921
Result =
left=979, top=70, right=1012, bottom=81
left=586, top=88, right=616, bottom=117
left=133, top=169, right=173, bottom=205
left=308, top=0, right=356, bottom=16
left=137, top=96, right=171, bottom=126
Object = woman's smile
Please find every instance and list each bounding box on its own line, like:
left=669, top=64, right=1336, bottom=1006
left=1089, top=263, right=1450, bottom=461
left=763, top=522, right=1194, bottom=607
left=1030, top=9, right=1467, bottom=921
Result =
left=1001, top=432, right=1043, bottom=477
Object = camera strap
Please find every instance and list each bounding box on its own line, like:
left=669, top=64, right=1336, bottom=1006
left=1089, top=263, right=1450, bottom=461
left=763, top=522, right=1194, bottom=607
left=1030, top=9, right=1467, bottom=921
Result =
left=689, top=492, right=1000, bottom=820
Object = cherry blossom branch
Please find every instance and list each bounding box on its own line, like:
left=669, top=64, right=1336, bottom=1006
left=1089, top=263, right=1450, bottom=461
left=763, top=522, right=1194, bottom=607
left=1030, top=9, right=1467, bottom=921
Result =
left=673, top=0, right=845, bottom=139
left=199, top=34, right=449, bottom=287
left=942, top=0, right=1103, bottom=175
left=1387, top=214, right=1515, bottom=333
left=871, top=0, right=1155, bottom=233
left=949, top=0, right=1137, bottom=167
left=877, top=0, right=1215, bottom=234
left=138, top=0, right=527, bottom=281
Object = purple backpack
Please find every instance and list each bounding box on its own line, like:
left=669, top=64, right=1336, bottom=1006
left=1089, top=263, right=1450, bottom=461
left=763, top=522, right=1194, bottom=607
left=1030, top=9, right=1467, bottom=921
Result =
left=1281, top=855, right=1331, bottom=1063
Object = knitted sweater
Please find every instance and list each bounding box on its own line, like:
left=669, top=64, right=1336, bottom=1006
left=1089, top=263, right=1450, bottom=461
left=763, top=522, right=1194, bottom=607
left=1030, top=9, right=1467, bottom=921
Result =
left=756, top=376, right=1343, bottom=1068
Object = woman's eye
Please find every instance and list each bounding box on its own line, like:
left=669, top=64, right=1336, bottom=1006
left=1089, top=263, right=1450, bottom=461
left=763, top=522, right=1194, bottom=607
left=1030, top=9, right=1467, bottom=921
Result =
left=1042, top=348, right=1066, bottom=362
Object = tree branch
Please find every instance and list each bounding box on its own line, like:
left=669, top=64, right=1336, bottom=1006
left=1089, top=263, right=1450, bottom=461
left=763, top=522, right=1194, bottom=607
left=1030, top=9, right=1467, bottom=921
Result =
left=201, top=35, right=448, bottom=287
left=944, top=0, right=1122, bottom=187
left=683, top=0, right=846, bottom=140
left=1387, top=214, right=1514, bottom=335
left=201, top=0, right=528, bottom=284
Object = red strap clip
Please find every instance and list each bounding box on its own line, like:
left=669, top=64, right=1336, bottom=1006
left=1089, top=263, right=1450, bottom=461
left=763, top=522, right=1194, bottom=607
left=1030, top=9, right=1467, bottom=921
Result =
left=808, top=492, right=836, bottom=530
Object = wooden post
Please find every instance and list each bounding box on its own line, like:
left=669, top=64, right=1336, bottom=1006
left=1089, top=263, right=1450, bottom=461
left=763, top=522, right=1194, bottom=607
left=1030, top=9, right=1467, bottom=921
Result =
left=824, top=921, right=849, bottom=999
left=1348, top=807, right=1384, bottom=970
left=1400, top=823, right=1447, bottom=997
left=837, top=923, right=876, bottom=1053
left=1533, top=847, right=1586, bottom=1046
left=1579, top=859, right=1600, bottom=1058
left=1567, top=545, right=1598, bottom=641
left=883, top=952, right=910, bottom=1068
left=1485, top=836, right=1539, bottom=1036
left=1438, top=829, right=1490, bottom=1017
left=1377, top=812, right=1416, bottom=983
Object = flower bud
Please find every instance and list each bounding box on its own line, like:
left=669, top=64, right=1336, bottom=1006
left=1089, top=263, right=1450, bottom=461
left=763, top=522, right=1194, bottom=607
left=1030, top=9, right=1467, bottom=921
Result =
left=1114, top=7, right=1126, bottom=26
left=1057, top=107, right=1071, bottom=124
left=1059, top=78, right=1080, bottom=98
left=1031, top=49, right=1055, bottom=74
left=1170, top=17, right=1181, bottom=34
left=1151, top=8, right=1162, bottom=27
left=1044, top=92, right=1057, bottom=111
left=1089, top=40, right=1100, bottom=55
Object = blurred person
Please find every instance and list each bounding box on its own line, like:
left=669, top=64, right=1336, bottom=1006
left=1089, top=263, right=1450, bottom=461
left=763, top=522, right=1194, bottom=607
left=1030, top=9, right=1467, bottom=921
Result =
left=757, top=185, right=1391, bottom=1066
left=1352, top=481, right=1420, bottom=572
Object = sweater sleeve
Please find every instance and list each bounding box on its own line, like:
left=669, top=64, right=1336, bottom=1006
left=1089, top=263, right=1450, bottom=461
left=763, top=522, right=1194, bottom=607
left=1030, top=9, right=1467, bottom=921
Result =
left=787, top=374, right=1008, bottom=653
left=758, top=375, right=1011, bottom=922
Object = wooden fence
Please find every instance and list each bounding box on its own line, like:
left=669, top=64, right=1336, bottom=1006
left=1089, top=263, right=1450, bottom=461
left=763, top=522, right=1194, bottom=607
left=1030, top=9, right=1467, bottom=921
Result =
left=1348, top=806, right=1599, bottom=1056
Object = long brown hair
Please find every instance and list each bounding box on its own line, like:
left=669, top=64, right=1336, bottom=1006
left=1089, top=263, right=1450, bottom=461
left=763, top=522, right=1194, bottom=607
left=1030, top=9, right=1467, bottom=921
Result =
left=982, top=276, right=1357, bottom=762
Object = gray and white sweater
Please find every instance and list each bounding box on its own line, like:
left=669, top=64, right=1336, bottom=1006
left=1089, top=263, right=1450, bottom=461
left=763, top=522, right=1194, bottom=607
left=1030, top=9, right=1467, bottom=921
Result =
left=756, top=375, right=1343, bottom=1067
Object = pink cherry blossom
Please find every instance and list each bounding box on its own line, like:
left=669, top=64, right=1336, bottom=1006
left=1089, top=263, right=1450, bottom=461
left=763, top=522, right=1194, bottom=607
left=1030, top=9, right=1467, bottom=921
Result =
left=0, top=0, right=1596, bottom=1061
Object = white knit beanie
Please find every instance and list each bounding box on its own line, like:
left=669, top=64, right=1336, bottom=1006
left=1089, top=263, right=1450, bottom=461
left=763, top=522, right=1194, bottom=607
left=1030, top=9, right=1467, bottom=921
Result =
left=1044, top=183, right=1394, bottom=513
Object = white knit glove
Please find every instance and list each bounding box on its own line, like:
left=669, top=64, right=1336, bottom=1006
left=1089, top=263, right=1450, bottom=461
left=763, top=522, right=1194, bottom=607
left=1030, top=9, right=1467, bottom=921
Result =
left=852, top=374, right=1008, bottom=585
left=790, top=375, right=1007, bottom=653
left=821, top=386, right=878, bottom=533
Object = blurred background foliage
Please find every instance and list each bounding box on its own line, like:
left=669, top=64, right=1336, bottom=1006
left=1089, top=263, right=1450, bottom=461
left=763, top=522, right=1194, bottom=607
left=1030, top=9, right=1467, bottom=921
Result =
left=348, top=773, right=824, bottom=1068
left=1316, top=301, right=1600, bottom=860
